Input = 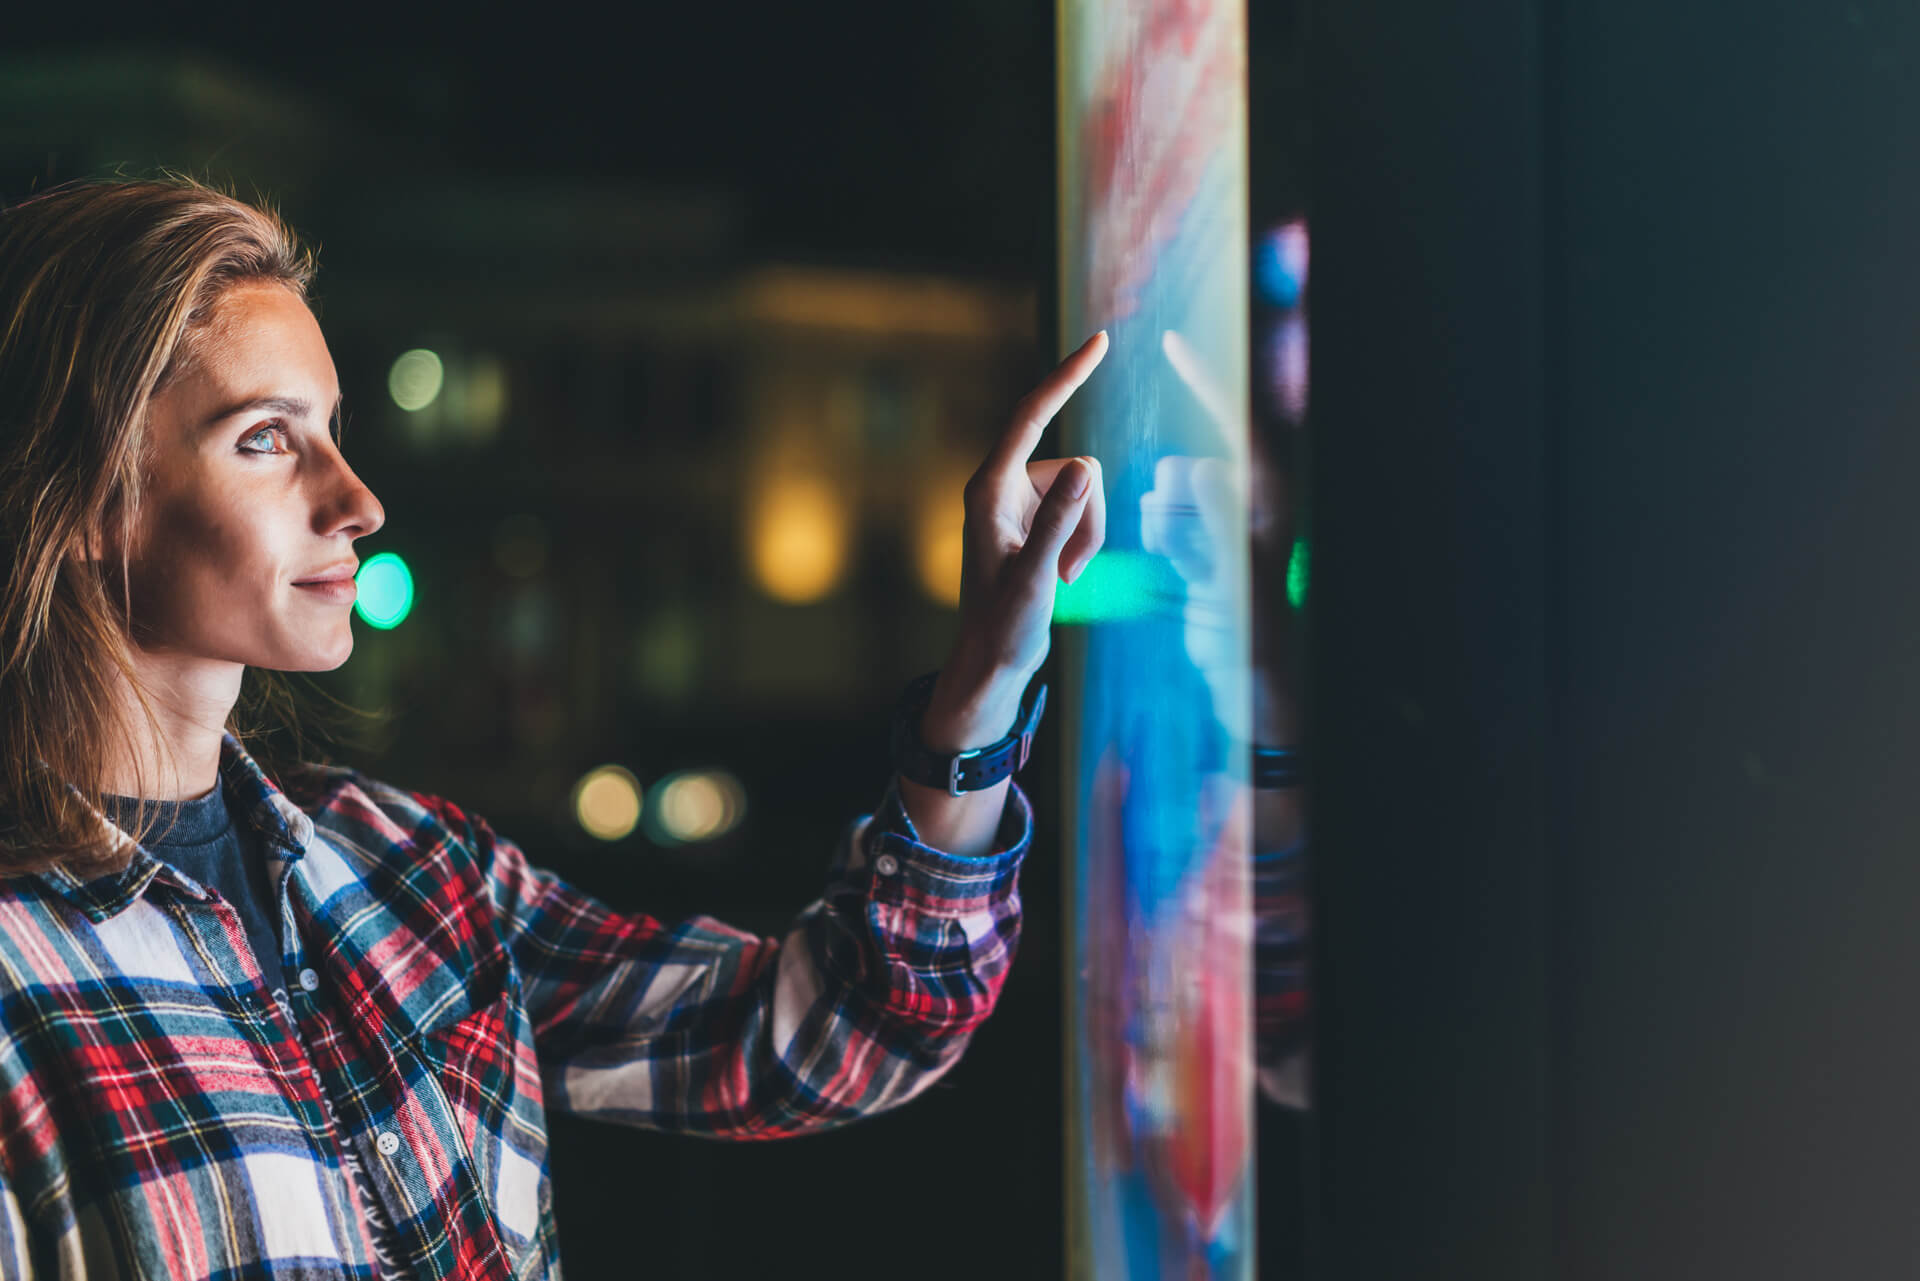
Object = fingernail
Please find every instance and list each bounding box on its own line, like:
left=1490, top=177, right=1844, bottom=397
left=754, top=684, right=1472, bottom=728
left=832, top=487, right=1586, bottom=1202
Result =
left=1069, top=462, right=1090, bottom=498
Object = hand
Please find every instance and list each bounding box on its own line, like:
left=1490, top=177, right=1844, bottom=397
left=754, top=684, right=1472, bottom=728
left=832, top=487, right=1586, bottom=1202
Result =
left=927, top=332, right=1110, bottom=745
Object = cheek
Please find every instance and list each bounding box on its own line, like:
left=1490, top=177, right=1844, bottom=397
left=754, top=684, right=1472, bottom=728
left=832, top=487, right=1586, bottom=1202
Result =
left=126, top=493, right=283, bottom=626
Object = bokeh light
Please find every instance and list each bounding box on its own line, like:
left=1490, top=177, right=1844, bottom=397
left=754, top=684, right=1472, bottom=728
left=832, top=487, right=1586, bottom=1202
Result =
left=648, top=770, right=747, bottom=844
left=388, top=349, right=445, bottom=412
left=462, top=356, right=509, bottom=442
left=1267, top=311, right=1310, bottom=424
left=748, top=475, right=849, bottom=603
left=572, top=765, right=643, bottom=841
left=632, top=607, right=700, bottom=701
left=1287, top=538, right=1309, bottom=610
left=913, top=477, right=966, bottom=607
left=354, top=552, right=415, bottom=630
left=1254, top=218, right=1311, bottom=308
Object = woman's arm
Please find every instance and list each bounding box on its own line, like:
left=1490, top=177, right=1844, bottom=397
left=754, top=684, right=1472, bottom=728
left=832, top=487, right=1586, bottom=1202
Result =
left=448, top=789, right=1030, bottom=1138
left=896, top=333, right=1111, bottom=858
left=449, top=336, right=1111, bottom=1132
left=894, top=649, right=1029, bottom=859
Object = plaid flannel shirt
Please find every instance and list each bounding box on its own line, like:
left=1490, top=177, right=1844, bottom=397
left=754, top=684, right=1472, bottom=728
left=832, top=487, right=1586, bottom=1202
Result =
left=1254, top=840, right=1310, bottom=1107
left=0, top=734, right=1030, bottom=1279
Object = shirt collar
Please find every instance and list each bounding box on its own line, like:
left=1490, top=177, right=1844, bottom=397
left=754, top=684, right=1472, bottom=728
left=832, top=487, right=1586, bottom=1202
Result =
left=32, top=733, right=315, bottom=923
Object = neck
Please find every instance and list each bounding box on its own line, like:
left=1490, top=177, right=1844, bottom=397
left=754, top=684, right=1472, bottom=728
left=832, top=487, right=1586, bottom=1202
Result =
left=100, top=649, right=244, bottom=802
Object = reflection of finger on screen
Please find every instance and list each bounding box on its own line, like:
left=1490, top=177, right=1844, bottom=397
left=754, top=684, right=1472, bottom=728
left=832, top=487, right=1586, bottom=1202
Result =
left=1162, top=328, right=1244, bottom=458
left=1190, top=458, right=1242, bottom=548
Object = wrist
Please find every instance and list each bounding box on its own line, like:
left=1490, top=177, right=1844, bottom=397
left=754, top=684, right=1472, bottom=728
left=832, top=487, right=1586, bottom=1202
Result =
left=921, top=654, right=1035, bottom=755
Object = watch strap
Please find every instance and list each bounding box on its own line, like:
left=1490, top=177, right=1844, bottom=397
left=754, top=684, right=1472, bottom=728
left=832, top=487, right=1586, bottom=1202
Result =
left=892, top=671, right=1048, bottom=797
left=1253, top=744, right=1305, bottom=790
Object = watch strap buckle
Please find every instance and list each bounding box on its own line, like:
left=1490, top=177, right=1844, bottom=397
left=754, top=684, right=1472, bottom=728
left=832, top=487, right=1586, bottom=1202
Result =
left=948, top=747, right=986, bottom=798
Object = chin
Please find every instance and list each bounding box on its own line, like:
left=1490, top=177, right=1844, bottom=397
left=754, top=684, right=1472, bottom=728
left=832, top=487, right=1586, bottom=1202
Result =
left=317, top=639, right=356, bottom=671
left=275, top=632, right=355, bottom=673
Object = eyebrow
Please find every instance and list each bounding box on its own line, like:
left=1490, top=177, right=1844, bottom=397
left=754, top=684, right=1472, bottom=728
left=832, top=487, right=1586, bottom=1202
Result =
left=205, top=394, right=345, bottom=439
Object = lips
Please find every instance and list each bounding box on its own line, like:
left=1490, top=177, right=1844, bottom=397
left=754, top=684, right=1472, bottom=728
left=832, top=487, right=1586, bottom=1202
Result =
left=293, top=562, right=358, bottom=586
left=292, top=561, right=360, bottom=605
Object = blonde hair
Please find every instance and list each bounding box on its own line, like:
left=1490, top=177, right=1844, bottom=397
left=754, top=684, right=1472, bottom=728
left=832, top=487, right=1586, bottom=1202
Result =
left=0, top=177, right=323, bottom=875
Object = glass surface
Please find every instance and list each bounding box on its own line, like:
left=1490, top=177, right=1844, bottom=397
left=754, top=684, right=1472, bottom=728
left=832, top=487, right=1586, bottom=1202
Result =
left=1057, top=3, right=1258, bottom=1277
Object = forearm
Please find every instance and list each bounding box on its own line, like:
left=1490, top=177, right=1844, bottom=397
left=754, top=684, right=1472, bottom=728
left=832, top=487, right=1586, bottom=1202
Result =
left=501, top=790, right=1029, bottom=1136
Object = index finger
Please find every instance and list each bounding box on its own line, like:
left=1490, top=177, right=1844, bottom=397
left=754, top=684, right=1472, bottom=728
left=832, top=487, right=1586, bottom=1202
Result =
left=984, top=330, right=1109, bottom=478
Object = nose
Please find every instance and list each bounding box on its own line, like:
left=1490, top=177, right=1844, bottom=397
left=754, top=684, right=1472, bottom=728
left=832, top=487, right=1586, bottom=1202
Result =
left=313, top=449, right=386, bottom=542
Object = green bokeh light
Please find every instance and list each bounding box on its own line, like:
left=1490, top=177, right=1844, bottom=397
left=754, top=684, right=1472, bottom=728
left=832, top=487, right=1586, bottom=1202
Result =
left=355, top=552, right=414, bottom=630
left=1286, top=538, right=1309, bottom=610
left=387, top=349, right=444, bottom=412
left=1052, top=550, right=1185, bottom=625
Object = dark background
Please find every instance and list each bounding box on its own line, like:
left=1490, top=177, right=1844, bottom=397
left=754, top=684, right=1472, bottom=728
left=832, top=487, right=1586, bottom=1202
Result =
left=1311, top=1, right=1920, bottom=1278
left=4, top=7, right=1309, bottom=1279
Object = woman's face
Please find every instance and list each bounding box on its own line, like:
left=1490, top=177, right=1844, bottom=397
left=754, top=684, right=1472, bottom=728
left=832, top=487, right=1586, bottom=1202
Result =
left=124, top=279, right=385, bottom=673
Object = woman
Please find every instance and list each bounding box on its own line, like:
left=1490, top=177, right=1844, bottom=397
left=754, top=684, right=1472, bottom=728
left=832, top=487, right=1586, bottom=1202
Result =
left=0, top=179, right=1107, bottom=1279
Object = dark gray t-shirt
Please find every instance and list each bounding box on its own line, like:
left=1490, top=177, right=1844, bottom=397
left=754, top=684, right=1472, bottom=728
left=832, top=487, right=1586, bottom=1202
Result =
left=103, top=784, right=287, bottom=1000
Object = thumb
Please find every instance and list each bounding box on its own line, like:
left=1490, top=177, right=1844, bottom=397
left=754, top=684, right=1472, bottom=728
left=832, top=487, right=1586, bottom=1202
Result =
left=1017, top=459, right=1093, bottom=584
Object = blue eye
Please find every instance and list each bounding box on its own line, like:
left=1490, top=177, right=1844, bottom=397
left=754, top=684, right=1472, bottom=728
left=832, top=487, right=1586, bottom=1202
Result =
left=239, top=423, right=286, bottom=454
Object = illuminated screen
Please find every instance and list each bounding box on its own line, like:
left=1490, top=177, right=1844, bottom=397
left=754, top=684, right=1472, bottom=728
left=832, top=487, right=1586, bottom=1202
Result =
left=1057, top=2, right=1256, bottom=1278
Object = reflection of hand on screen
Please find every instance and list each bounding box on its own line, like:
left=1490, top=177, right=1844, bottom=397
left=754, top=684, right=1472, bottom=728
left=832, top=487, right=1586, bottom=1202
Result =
left=1141, top=452, right=1248, bottom=743
left=1146, top=334, right=1312, bottom=1113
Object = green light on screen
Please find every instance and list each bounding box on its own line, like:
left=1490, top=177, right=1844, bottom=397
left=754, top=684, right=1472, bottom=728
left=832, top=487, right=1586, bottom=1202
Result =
left=1287, top=538, right=1309, bottom=610
left=355, top=552, right=414, bottom=630
left=1052, top=550, right=1185, bottom=625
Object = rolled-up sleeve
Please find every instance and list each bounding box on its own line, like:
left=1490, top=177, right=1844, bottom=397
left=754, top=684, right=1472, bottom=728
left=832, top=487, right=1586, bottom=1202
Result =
left=459, top=779, right=1030, bottom=1139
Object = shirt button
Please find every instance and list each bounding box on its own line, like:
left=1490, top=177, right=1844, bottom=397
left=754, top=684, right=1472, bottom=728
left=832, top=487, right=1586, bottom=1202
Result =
left=874, top=854, right=899, bottom=877
left=298, top=968, right=321, bottom=992
left=375, top=1131, right=401, bottom=1157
